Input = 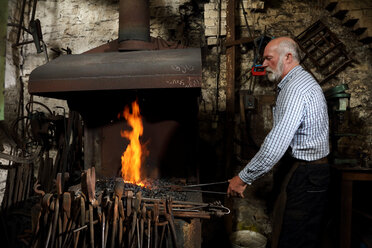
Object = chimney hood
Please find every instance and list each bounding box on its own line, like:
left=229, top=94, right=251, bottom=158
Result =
left=28, top=0, right=202, bottom=100
left=28, top=48, right=202, bottom=99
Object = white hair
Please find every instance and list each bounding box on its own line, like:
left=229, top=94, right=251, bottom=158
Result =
left=277, top=39, right=301, bottom=62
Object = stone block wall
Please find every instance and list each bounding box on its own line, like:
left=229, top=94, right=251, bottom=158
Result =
left=201, top=0, right=372, bottom=162
left=204, top=0, right=264, bottom=44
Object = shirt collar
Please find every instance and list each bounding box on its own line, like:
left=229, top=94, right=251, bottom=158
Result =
left=277, top=65, right=302, bottom=91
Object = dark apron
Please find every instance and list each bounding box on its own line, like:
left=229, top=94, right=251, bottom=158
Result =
left=271, top=155, right=330, bottom=248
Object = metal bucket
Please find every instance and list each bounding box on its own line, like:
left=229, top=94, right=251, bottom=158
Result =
left=230, top=230, right=267, bottom=248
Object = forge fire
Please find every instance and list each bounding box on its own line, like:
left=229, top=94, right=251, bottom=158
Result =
left=119, top=100, right=148, bottom=186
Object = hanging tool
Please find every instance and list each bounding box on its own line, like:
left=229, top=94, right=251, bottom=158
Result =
left=251, top=65, right=266, bottom=76
left=239, top=0, right=255, bottom=48
left=251, top=35, right=266, bottom=76
left=239, top=0, right=267, bottom=77
left=165, top=198, right=178, bottom=248
left=87, top=168, right=96, bottom=248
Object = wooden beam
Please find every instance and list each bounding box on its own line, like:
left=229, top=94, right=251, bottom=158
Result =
left=224, top=36, right=257, bottom=48
left=225, top=0, right=237, bottom=174
left=0, top=0, right=8, bottom=121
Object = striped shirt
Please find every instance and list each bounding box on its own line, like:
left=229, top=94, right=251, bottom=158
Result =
left=239, top=65, right=329, bottom=185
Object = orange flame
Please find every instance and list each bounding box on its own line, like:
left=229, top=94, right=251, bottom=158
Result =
left=120, top=100, right=147, bottom=186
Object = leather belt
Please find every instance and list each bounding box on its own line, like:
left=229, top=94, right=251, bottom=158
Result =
left=298, top=156, right=329, bottom=165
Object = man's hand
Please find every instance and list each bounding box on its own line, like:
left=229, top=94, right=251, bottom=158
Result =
left=227, top=176, right=247, bottom=198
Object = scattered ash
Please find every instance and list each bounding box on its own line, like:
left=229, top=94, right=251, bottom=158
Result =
left=96, top=178, right=188, bottom=201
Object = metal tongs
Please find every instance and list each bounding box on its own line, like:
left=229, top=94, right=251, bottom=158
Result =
left=167, top=181, right=229, bottom=195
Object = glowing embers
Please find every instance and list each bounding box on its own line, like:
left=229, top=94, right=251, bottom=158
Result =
left=118, top=100, right=148, bottom=186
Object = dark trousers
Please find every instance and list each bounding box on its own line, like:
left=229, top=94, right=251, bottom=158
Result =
left=272, top=156, right=330, bottom=248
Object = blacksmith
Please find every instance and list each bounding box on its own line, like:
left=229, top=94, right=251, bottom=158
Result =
left=227, top=37, right=330, bottom=248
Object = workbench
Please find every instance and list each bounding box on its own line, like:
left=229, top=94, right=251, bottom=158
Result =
left=333, top=165, right=372, bottom=248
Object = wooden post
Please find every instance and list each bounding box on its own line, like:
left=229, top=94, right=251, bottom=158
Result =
left=0, top=0, right=8, bottom=120
left=225, top=0, right=237, bottom=174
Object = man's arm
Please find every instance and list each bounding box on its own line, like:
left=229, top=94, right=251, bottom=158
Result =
left=239, top=89, right=304, bottom=183
left=228, top=86, right=305, bottom=196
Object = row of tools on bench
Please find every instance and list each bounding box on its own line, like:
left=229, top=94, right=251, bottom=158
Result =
left=30, top=168, right=230, bottom=248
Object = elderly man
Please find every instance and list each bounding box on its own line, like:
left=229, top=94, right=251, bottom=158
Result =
left=227, top=37, right=330, bottom=248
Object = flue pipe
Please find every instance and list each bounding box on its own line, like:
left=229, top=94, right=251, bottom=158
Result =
left=118, top=0, right=152, bottom=51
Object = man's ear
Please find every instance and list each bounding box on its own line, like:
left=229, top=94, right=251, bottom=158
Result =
left=285, top=53, right=293, bottom=64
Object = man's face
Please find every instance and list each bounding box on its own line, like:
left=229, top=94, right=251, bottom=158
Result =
left=262, top=44, right=284, bottom=83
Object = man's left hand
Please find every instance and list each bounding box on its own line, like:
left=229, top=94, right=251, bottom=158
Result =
left=227, top=176, right=247, bottom=198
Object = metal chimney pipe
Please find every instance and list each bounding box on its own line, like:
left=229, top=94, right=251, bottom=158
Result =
left=118, top=0, right=151, bottom=51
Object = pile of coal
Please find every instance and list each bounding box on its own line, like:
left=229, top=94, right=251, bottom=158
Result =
left=96, top=178, right=188, bottom=201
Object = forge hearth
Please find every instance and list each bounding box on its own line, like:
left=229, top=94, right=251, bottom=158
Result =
left=27, top=1, right=204, bottom=246
left=28, top=0, right=202, bottom=180
left=79, top=91, right=200, bottom=179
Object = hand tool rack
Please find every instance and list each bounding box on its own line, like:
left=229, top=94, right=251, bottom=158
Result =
left=30, top=168, right=230, bottom=248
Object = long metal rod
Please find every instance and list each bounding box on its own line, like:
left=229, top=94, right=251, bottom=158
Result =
left=240, top=0, right=259, bottom=58
left=181, top=180, right=229, bottom=188
left=177, top=189, right=227, bottom=195
left=31, top=0, right=38, bottom=22
left=16, top=0, right=27, bottom=45
left=239, top=0, right=253, bottom=39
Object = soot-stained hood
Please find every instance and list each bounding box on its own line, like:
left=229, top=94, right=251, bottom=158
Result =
left=28, top=0, right=202, bottom=100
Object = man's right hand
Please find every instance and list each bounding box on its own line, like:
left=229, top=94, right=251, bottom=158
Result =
left=227, top=176, right=247, bottom=198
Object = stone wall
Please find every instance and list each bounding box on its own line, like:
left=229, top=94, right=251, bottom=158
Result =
left=200, top=0, right=372, bottom=238
left=0, top=0, right=24, bottom=205
left=201, top=0, right=372, bottom=162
